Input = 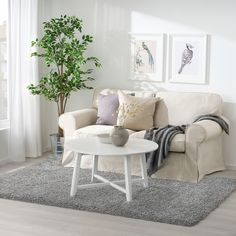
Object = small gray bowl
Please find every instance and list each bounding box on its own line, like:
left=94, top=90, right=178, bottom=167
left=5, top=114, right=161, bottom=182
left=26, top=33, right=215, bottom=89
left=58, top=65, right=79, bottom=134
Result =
left=97, top=133, right=112, bottom=144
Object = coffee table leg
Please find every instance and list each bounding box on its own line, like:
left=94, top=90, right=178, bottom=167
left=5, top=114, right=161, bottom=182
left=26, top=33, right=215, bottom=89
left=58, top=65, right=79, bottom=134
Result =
left=140, top=154, right=148, bottom=187
left=124, top=155, right=132, bottom=201
left=91, top=155, right=98, bottom=182
left=70, top=152, right=82, bottom=197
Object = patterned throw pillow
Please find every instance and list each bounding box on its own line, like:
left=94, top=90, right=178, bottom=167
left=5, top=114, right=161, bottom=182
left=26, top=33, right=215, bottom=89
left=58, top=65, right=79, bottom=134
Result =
left=96, top=94, right=119, bottom=125
left=117, top=90, right=159, bottom=131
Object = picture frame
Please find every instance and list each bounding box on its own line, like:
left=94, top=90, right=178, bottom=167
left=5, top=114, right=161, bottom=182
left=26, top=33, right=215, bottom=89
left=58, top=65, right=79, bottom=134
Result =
left=129, top=34, right=165, bottom=82
left=168, top=34, right=208, bottom=84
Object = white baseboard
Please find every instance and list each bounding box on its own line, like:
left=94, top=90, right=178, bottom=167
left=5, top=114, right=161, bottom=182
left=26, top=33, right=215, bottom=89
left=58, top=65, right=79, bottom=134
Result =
left=226, top=165, right=236, bottom=170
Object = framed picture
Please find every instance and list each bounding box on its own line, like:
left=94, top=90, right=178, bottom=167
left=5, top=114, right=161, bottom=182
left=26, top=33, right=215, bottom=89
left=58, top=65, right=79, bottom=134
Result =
left=168, top=34, right=208, bottom=84
left=130, top=34, right=164, bottom=82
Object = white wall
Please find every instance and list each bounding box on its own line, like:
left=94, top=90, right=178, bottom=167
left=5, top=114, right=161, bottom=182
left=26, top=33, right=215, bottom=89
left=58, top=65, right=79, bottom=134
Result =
left=40, top=0, right=236, bottom=168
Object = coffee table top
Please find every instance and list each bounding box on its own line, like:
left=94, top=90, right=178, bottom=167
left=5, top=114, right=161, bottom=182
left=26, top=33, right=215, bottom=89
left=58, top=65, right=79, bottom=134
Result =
left=65, top=137, right=158, bottom=156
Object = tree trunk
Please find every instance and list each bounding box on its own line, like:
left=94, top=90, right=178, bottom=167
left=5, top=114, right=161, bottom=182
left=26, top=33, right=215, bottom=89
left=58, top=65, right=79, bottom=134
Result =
left=58, top=126, right=64, bottom=137
left=58, top=95, right=65, bottom=137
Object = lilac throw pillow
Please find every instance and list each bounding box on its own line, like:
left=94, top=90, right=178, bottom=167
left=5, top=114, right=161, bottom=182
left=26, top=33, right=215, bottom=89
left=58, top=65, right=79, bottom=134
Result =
left=96, top=94, right=119, bottom=125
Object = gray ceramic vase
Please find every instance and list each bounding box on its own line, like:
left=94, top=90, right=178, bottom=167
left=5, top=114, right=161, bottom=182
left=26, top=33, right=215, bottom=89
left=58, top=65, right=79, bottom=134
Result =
left=110, top=125, right=129, bottom=146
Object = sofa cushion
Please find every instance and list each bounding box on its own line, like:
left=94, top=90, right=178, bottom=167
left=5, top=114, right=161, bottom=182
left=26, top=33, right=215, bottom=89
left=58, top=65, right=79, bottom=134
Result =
left=96, top=94, right=119, bottom=125
left=92, top=88, right=155, bottom=109
left=73, top=125, right=136, bottom=138
left=117, top=90, right=158, bottom=131
left=130, top=130, right=185, bottom=152
left=154, top=91, right=223, bottom=127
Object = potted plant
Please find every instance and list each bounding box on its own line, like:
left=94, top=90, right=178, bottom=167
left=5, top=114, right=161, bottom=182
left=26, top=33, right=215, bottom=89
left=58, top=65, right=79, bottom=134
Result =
left=28, top=15, right=101, bottom=137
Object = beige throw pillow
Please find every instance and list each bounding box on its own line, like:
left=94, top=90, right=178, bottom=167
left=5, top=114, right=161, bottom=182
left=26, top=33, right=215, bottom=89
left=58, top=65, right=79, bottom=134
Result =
left=117, top=90, right=158, bottom=131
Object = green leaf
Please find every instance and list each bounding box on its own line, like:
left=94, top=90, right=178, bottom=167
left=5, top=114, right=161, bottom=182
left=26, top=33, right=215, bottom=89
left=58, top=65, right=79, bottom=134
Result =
left=27, top=15, right=101, bottom=117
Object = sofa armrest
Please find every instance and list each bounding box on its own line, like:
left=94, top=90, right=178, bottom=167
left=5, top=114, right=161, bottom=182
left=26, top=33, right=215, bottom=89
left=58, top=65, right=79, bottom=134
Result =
left=59, top=108, right=98, bottom=137
left=185, top=119, right=226, bottom=181
left=186, top=120, right=223, bottom=143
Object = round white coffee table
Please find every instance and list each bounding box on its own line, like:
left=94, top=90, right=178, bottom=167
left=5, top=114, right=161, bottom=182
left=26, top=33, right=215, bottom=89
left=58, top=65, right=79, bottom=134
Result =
left=64, top=137, right=158, bottom=201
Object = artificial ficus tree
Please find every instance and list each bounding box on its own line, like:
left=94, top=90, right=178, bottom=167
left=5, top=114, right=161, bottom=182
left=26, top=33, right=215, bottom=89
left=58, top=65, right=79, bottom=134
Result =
left=28, top=15, right=101, bottom=137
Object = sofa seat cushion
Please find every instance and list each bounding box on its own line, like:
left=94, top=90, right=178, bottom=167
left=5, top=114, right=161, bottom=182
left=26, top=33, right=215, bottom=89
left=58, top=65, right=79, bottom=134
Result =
left=73, top=125, right=136, bottom=138
left=130, top=130, right=186, bottom=153
left=73, top=125, right=185, bottom=152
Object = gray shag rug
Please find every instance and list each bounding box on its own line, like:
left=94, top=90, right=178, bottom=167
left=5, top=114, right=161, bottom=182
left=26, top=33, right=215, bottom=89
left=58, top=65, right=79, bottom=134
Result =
left=0, top=159, right=236, bottom=226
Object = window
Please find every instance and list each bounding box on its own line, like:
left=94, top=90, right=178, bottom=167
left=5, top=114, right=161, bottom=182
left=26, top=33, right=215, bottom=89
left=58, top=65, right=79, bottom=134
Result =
left=0, top=0, right=8, bottom=129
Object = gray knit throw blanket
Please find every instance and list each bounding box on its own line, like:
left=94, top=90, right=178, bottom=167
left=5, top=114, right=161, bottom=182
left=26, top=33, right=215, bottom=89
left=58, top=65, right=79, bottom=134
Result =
left=144, top=114, right=229, bottom=177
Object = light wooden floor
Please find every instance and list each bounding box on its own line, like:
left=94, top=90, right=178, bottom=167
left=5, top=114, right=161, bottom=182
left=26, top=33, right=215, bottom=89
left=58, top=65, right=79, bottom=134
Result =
left=0, top=157, right=236, bottom=236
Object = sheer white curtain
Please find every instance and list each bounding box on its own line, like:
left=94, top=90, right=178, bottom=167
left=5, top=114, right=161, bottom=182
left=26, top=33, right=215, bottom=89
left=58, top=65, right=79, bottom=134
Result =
left=8, top=0, right=42, bottom=161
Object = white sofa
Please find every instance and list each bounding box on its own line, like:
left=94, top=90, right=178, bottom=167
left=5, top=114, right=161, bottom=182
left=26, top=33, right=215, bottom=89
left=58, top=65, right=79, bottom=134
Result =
left=59, top=88, right=228, bottom=182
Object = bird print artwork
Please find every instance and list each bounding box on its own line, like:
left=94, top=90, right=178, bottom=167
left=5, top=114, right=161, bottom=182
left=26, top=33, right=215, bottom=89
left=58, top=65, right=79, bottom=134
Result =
left=135, top=47, right=144, bottom=68
left=142, top=42, right=155, bottom=71
left=178, top=43, right=194, bottom=74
